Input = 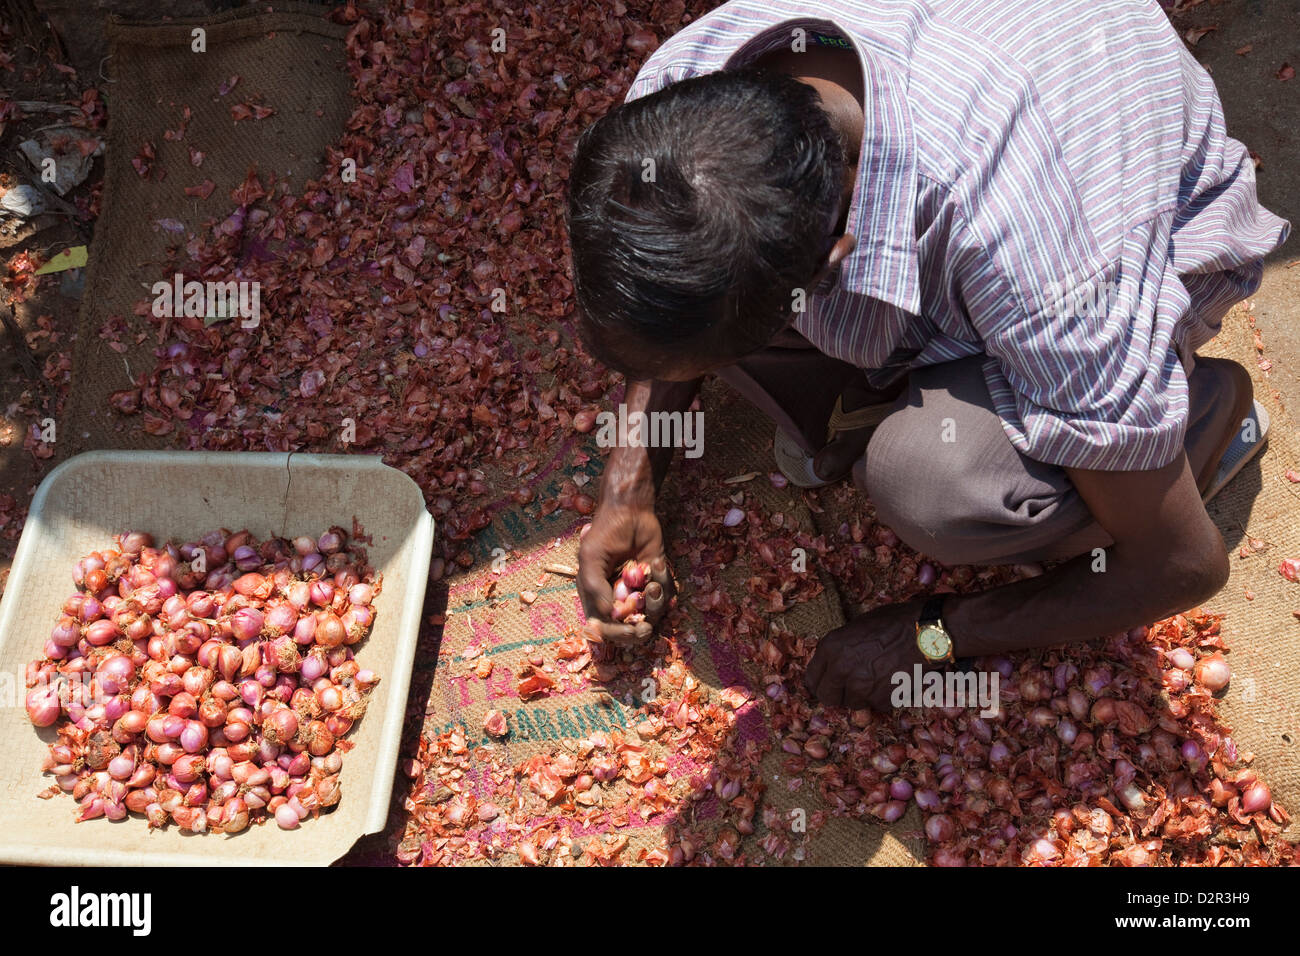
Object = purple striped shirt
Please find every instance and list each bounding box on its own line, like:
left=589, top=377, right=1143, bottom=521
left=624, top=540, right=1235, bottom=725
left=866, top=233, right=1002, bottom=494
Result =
left=624, top=0, right=1290, bottom=470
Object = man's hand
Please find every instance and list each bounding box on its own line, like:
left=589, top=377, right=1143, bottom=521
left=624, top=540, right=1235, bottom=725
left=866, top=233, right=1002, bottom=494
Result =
left=805, top=598, right=929, bottom=710
left=577, top=503, right=674, bottom=645
left=576, top=377, right=700, bottom=645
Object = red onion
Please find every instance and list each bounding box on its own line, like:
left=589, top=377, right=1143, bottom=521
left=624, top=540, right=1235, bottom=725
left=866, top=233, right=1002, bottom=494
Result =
left=230, top=607, right=264, bottom=642
left=33, top=529, right=378, bottom=834
left=180, top=720, right=209, bottom=753
left=1241, top=781, right=1272, bottom=813
left=924, top=814, right=955, bottom=842
left=264, top=708, right=299, bottom=744
left=341, top=605, right=374, bottom=642
left=104, top=695, right=130, bottom=722
left=315, top=612, right=346, bottom=648
left=1117, top=782, right=1147, bottom=811
left=264, top=601, right=298, bottom=636
left=125, top=680, right=155, bottom=709
left=50, top=616, right=80, bottom=648
left=1083, top=667, right=1112, bottom=695
left=77, top=596, right=104, bottom=624
left=889, top=779, right=913, bottom=801
left=914, top=789, right=941, bottom=811
left=223, top=798, right=250, bottom=833
left=154, top=742, right=184, bottom=766
left=96, top=654, right=135, bottom=694
left=172, top=753, right=205, bottom=783
left=168, top=691, right=197, bottom=718
left=308, top=579, right=335, bottom=607
left=83, top=620, right=120, bottom=646
left=1194, top=654, right=1231, bottom=692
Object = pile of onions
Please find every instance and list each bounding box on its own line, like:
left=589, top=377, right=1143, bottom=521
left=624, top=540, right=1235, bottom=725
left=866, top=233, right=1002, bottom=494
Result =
left=611, top=560, right=650, bottom=623
left=26, top=528, right=381, bottom=833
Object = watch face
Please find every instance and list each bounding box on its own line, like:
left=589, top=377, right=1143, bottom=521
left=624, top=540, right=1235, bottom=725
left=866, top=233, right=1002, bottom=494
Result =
left=918, top=625, right=951, bottom=660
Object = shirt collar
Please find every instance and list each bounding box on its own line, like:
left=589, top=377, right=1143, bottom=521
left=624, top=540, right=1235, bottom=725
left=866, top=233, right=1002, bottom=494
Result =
left=726, top=17, right=922, bottom=315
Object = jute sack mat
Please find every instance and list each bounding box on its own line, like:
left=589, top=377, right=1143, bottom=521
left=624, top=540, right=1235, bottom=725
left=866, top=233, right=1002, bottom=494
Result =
left=1201, top=305, right=1300, bottom=838
left=383, top=380, right=923, bottom=865
left=62, top=3, right=350, bottom=457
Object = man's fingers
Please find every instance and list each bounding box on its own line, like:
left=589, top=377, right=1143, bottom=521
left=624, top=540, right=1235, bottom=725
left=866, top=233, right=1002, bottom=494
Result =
left=577, top=545, right=616, bottom=622
left=589, top=616, right=638, bottom=646
left=804, top=630, right=839, bottom=692
left=649, top=554, right=672, bottom=589
left=640, top=555, right=674, bottom=625
left=643, top=580, right=666, bottom=620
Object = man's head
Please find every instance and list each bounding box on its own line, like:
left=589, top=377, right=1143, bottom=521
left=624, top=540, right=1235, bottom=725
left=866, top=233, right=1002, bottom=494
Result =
left=567, top=67, right=848, bottom=381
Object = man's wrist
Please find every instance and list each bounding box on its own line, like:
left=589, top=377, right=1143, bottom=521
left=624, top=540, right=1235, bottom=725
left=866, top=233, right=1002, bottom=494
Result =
left=939, top=593, right=969, bottom=657
left=942, top=592, right=1006, bottom=658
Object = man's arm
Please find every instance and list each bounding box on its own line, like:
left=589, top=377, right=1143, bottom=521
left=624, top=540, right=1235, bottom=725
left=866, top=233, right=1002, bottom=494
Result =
left=599, top=378, right=702, bottom=507
left=945, top=452, right=1228, bottom=654
left=576, top=376, right=701, bottom=642
left=805, top=450, right=1228, bottom=708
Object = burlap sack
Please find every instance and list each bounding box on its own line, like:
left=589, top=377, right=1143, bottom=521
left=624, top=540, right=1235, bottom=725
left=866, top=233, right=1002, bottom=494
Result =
left=62, top=4, right=350, bottom=457
left=404, top=380, right=924, bottom=865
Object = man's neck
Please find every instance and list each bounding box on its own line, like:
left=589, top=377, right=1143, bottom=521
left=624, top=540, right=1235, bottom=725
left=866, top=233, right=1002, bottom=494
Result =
left=752, top=46, right=864, bottom=229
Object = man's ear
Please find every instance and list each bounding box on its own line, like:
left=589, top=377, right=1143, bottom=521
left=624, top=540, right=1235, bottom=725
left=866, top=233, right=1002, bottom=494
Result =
left=808, top=232, right=857, bottom=291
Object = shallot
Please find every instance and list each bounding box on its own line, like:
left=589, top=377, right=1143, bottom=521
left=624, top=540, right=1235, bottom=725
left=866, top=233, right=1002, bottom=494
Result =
left=1194, top=654, right=1231, bottom=692
left=28, top=529, right=382, bottom=835
left=610, top=559, right=651, bottom=624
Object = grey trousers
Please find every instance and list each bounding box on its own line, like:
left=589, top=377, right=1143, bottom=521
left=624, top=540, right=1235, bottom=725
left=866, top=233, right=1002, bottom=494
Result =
left=716, top=336, right=1231, bottom=567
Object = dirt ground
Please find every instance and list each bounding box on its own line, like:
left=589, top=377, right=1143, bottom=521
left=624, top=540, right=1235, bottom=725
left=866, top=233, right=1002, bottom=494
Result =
left=0, top=13, right=96, bottom=587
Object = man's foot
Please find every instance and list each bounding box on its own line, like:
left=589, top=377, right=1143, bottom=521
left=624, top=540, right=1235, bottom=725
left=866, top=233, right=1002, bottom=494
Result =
left=1195, top=357, right=1265, bottom=500
left=774, top=379, right=901, bottom=487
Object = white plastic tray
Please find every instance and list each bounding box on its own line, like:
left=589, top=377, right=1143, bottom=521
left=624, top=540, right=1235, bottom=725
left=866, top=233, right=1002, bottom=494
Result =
left=0, top=451, right=433, bottom=865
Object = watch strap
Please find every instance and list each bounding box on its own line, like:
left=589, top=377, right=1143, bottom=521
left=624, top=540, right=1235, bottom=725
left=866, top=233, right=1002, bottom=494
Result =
left=919, top=595, right=946, bottom=626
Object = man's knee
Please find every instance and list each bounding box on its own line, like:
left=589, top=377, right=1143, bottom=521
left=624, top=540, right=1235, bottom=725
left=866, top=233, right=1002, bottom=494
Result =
left=861, top=408, right=981, bottom=562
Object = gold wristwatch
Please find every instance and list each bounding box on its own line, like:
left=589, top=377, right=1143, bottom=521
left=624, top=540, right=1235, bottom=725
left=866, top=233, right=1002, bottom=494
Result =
left=915, top=596, right=955, bottom=663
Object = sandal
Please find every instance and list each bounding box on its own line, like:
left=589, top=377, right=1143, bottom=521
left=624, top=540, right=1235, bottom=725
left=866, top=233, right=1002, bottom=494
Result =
left=772, top=394, right=894, bottom=488
left=1203, top=399, right=1269, bottom=504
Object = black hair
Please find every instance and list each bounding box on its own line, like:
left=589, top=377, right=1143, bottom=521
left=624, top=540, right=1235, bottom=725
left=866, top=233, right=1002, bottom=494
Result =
left=566, top=67, right=846, bottom=379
